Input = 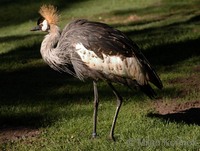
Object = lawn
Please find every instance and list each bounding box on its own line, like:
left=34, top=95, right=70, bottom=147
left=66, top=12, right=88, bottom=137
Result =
left=0, top=0, right=200, bottom=150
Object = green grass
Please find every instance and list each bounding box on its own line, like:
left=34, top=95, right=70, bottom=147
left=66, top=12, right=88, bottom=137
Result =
left=0, top=0, right=200, bottom=150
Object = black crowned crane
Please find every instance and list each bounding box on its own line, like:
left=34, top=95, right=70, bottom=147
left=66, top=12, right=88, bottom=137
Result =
left=31, top=5, right=163, bottom=141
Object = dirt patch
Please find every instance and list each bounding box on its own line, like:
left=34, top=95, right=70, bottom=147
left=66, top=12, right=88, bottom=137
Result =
left=169, top=74, right=200, bottom=90
left=0, top=127, right=40, bottom=144
left=154, top=100, right=200, bottom=115
left=150, top=100, right=200, bottom=125
left=154, top=65, right=200, bottom=114
left=150, top=66, right=200, bottom=125
left=104, top=14, right=141, bottom=24
left=193, top=65, right=200, bottom=72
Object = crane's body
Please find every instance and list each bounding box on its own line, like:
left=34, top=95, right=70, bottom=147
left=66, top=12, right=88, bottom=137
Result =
left=31, top=5, right=163, bottom=141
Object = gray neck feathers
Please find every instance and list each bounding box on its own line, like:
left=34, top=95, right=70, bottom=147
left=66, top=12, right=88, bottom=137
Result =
left=40, top=25, right=62, bottom=71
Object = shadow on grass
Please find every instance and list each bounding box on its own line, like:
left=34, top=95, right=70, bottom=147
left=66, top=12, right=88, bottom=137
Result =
left=0, top=34, right=42, bottom=43
left=0, top=64, right=152, bottom=105
left=145, top=38, right=200, bottom=65
left=0, top=105, right=92, bottom=129
left=121, top=15, right=200, bottom=65
left=0, top=66, right=181, bottom=129
left=0, top=112, right=55, bottom=129
left=148, top=108, right=200, bottom=126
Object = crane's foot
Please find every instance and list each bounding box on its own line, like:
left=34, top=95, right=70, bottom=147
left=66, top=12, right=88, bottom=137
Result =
left=108, top=134, right=116, bottom=142
left=92, top=132, right=98, bottom=139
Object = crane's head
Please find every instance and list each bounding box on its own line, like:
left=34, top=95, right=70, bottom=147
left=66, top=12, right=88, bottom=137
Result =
left=31, top=5, right=59, bottom=32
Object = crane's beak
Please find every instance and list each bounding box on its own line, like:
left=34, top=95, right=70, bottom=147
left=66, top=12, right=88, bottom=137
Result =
left=30, top=25, right=40, bottom=31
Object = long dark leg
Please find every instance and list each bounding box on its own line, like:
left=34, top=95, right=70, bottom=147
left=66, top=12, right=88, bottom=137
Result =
left=92, top=81, right=99, bottom=138
left=107, top=82, right=122, bottom=141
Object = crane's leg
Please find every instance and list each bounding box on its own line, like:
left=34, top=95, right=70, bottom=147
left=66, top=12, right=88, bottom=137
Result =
left=107, top=82, right=122, bottom=141
left=92, top=81, right=99, bottom=138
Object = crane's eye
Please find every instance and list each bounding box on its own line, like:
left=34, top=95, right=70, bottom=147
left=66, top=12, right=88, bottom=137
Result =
left=37, top=17, right=45, bottom=25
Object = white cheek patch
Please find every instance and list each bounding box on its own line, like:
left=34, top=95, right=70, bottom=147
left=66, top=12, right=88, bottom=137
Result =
left=41, top=20, right=49, bottom=31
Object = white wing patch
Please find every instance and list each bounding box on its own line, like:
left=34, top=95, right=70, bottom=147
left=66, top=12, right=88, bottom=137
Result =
left=75, top=43, right=146, bottom=82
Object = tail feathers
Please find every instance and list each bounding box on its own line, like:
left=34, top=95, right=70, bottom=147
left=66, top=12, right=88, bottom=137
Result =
left=145, top=63, right=163, bottom=90
left=140, top=84, right=157, bottom=99
left=125, top=79, right=157, bottom=99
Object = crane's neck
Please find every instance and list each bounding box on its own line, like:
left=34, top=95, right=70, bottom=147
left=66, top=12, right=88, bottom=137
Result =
left=41, top=25, right=60, bottom=55
left=40, top=24, right=76, bottom=76
left=40, top=25, right=61, bottom=67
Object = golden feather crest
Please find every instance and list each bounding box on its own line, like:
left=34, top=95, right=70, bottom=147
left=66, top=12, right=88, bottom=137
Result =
left=39, top=5, right=59, bottom=25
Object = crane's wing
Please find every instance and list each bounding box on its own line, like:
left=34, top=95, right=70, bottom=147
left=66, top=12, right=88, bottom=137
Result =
left=59, top=19, right=163, bottom=89
left=68, top=19, right=138, bottom=59
left=73, top=20, right=162, bottom=89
